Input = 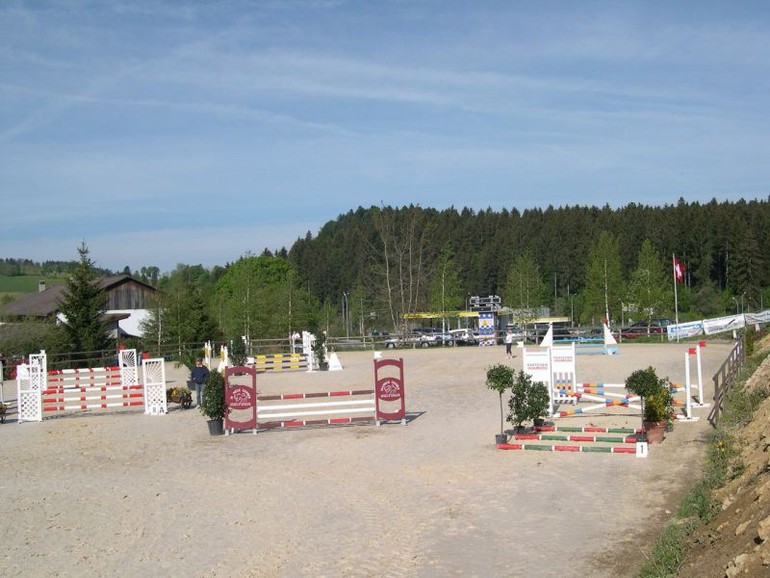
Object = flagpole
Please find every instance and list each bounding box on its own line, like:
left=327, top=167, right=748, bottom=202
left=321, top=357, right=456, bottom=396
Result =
left=673, top=254, right=680, bottom=343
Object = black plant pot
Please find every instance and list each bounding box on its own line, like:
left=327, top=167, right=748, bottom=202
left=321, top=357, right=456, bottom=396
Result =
left=495, top=433, right=508, bottom=445
left=207, top=418, right=224, bottom=436
left=319, top=362, right=329, bottom=371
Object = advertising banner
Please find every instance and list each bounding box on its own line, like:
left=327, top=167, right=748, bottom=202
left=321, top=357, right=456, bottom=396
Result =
left=667, top=321, right=704, bottom=341
left=478, top=311, right=496, bottom=346
left=702, top=314, right=745, bottom=335
left=745, top=310, right=770, bottom=324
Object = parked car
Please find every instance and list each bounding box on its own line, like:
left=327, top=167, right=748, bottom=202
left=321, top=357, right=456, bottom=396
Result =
left=618, top=318, right=672, bottom=339
left=449, top=328, right=477, bottom=345
left=384, top=330, right=438, bottom=349
left=434, top=331, right=455, bottom=346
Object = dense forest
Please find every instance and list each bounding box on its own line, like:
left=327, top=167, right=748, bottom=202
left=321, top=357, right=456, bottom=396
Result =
left=2, top=198, right=768, bottom=351
left=287, top=198, right=768, bottom=328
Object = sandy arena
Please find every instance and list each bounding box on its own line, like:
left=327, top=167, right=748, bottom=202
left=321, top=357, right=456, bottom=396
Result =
left=0, top=341, right=734, bottom=577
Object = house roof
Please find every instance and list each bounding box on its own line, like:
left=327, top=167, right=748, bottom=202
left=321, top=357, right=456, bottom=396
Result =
left=1, top=275, right=155, bottom=318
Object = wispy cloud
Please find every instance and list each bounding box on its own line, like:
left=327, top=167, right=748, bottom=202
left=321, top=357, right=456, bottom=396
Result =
left=1, top=1, right=768, bottom=272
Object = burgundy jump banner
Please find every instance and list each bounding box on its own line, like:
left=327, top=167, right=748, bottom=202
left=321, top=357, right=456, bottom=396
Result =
left=224, top=365, right=258, bottom=435
left=373, top=357, right=406, bottom=426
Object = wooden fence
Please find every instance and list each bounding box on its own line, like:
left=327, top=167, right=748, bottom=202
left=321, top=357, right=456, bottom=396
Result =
left=708, top=338, right=745, bottom=427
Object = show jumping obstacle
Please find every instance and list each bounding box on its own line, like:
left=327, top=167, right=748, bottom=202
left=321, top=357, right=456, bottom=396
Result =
left=255, top=389, right=380, bottom=429
left=16, top=349, right=168, bottom=422
left=496, top=442, right=643, bottom=455
left=247, top=353, right=308, bottom=372
left=522, top=341, right=708, bottom=422
left=506, top=340, right=714, bottom=455
left=43, top=366, right=143, bottom=412
left=223, top=357, right=407, bottom=435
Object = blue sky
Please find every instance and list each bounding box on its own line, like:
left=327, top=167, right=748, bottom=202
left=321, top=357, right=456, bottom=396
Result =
left=2, top=1, right=769, bottom=273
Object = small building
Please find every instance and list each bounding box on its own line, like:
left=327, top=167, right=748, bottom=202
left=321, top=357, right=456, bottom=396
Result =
left=1, top=274, right=156, bottom=338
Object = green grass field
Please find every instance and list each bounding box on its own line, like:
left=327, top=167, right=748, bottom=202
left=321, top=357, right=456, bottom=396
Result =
left=0, top=275, right=66, bottom=296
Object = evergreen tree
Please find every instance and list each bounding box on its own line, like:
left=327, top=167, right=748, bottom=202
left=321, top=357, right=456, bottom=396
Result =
left=57, top=243, right=110, bottom=364
left=732, top=224, right=764, bottom=308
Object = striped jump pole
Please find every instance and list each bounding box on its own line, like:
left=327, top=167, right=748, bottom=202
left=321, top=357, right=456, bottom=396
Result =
left=497, top=442, right=646, bottom=456
left=576, top=382, right=627, bottom=389
left=43, top=365, right=146, bottom=414
left=555, top=399, right=635, bottom=417
left=513, top=433, right=639, bottom=444
left=256, top=389, right=377, bottom=429
left=535, top=425, right=644, bottom=434
left=48, top=366, right=123, bottom=386
left=579, top=388, right=635, bottom=400
left=42, top=386, right=144, bottom=412
left=248, top=353, right=308, bottom=373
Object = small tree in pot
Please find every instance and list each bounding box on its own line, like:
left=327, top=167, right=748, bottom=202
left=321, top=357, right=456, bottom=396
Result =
left=486, top=364, right=514, bottom=444
left=508, top=371, right=550, bottom=431
left=625, top=366, right=674, bottom=443
left=200, top=369, right=227, bottom=435
left=526, top=380, right=551, bottom=428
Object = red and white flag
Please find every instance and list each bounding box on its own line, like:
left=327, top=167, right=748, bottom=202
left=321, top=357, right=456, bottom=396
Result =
left=673, top=256, right=685, bottom=284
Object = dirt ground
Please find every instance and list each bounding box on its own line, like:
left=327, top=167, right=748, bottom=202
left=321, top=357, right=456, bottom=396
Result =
left=0, top=341, right=735, bottom=577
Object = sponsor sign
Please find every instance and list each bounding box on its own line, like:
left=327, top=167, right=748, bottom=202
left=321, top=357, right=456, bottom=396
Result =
left=702, top=314, right=745, bottom=335
left=478, top=312, right=496, bottom=346
left=667, top=321, right=704, bottom=341
left=745, top=310, right=770, bottom=324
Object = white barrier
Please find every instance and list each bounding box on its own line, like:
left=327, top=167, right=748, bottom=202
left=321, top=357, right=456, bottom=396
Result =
left=16, top=349, right=166, bottom=422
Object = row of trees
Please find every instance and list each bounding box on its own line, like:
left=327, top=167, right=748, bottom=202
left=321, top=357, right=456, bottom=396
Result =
left=0, top=257, right=112, bottom=278
left=4, top=198, right=768, bottom=360
left=135, top=199, right=767, bottom=350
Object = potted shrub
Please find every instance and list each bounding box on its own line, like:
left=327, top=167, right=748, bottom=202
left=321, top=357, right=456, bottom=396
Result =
left=526, top=381, right=551, bottom=428
left=625, top=366, right=674, bottom=443
left=313, top=332, right=328, bottom=371
left=486, top=364, right=514, bottom=444
left=507, top=370, right=549, bottom=431
left=200, top=369, right=227, bottom=435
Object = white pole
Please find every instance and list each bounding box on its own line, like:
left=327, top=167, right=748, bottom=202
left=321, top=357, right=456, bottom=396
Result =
left=696, top=344, right=704, bottom=405
left=684, top=350, right=692, bottom=420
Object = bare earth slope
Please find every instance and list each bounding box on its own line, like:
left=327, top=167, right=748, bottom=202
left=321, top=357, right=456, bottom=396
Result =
left=677, top=339, right=770, bottom=578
